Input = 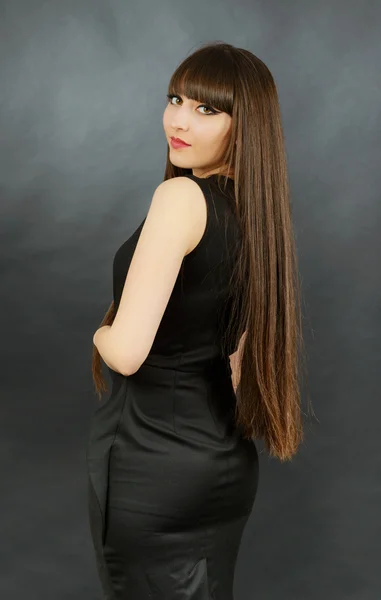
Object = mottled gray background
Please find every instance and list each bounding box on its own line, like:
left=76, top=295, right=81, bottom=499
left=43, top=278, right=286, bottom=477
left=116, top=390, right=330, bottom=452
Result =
left=1, top=0, right=380, bottom=598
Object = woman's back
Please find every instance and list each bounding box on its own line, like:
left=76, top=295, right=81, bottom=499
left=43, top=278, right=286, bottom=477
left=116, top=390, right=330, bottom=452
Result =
left=112, top=173, right=243, bottom=369
left=86, top=173, right=259, bottom=600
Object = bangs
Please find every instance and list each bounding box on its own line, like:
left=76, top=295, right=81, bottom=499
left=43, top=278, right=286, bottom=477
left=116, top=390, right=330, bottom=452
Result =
left=168, top=46, right=235, bottom=115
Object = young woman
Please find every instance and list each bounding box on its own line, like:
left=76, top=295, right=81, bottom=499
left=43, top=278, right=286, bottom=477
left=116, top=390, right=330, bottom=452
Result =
left=87, top=41, right=308, bottom=600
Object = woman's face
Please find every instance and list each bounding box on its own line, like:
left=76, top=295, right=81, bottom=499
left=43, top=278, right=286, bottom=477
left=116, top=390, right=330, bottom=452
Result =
left=163, top=92, right=233, bottom=178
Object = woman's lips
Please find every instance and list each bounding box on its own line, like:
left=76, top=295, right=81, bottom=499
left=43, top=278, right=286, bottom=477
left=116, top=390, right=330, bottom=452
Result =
left=170, top=137, right=191, bottom=149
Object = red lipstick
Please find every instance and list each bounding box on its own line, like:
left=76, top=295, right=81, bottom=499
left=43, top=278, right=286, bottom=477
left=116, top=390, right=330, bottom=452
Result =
left=170, top=137, right=191, bottom=149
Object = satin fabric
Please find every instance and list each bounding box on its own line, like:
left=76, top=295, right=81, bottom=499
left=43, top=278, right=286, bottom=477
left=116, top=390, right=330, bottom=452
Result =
left=86, top=365, right=258, bottom=599
left=86, top=174, right=259, bottom=598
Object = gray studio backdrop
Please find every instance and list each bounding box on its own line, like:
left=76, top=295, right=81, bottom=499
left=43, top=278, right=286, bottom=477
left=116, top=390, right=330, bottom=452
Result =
left=1, top=1, right=380, bottom=599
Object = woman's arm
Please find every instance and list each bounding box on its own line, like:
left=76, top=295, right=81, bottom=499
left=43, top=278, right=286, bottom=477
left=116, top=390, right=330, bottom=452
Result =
left=229, top=351, right=241, bottom=394
left=93, top=325, right=127, bottom=374
left=229, top=330, right=247, bottom=394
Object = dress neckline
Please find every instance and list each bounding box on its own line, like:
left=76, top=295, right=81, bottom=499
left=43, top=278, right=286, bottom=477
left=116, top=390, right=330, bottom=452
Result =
left=191, top=173, right=234, bottom=183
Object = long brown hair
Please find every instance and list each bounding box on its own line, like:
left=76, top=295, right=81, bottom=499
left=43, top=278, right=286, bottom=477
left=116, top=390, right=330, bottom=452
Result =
left=92, top=41, right=312, bottom=462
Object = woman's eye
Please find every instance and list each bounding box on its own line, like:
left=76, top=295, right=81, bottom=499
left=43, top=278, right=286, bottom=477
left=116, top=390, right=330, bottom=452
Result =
left=166, top=94, right=216, bottom=115
left=166, top=94, right=180, bottom=105
left=198, top=105, right=214, bottom=115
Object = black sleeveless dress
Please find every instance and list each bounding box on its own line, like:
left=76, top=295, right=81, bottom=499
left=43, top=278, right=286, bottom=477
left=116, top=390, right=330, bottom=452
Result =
left=86, top=173, right=259, bottom=600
